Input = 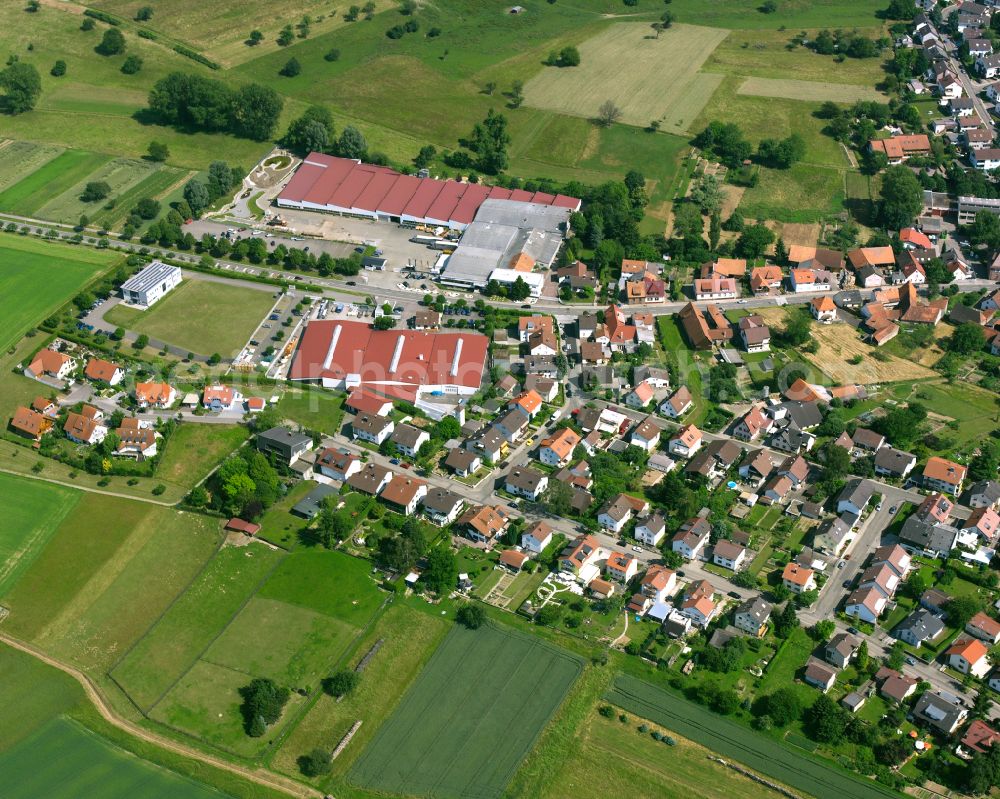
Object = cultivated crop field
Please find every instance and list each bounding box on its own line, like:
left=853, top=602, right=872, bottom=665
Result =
left=524, top=23, right=728, bottom=133
left=608, top=675, right=900, bottom=799
left=104, top=278, right=276, bottom=357
left=737, top=77, right=885, bottom=103
left=0, top=474, right=79, bottom=597
left=349, top=622, right=582, bottom=799
left=0, top=718, right=227, bottom=799
left=0, top=233, right=120, bottom=351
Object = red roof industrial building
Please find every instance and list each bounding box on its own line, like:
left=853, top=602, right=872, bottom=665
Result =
left=287, top=320, right=489, bottom=402
left=277, top=154, right=580, bottom=230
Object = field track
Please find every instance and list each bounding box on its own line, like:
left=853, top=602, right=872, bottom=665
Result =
left=0, top=633, right=320, bottom=799
left=737, top=77, right=885, bottom=103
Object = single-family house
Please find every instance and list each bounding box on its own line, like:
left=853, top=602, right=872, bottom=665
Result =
left=668, top=424, right=703, bottom=457
left=923, top=456, right=967, bottom=495
left=352, top=413, right=395, bottom=445
left=457, top=504, right=511, bottom=546
left=672, top=517, right=710, bottom=560
left=947, top=637, right=991, bottom=678
left=390, top=424, right=430, bottom=458
left=713, top=539, right=747, bottom=571
left=505, top=466, right=548, bottom=501
left=521, top=520, right=553, bottom=554
left=734, top=597, right=772, bottom=636
left=316, top=448, right=361, bottom=482
left=782, top=562, right=816, bottom=594
left=825, top=632, right=860, bottom=669
left=63, top=405, right=107, bottom=445
left=84, top=357, right=124, bottom=386
left=422, top=487, right=464, bottom=525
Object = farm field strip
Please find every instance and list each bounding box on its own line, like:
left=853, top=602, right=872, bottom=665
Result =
left=0, top=474, right=80, bottom=598
left=523, top=23, right=729, bottom=132
left=608, top=675, right=899, bottom=799
left=36, top=157, right=162, bottom=225
left=0, top=140, right=64, bottom=193
left=349, top=623, right=582, bottom=798
left=546, top=708, right=788, bottom=799
left=0, top=149, right=110, bottom=216
left=95, top=166, right=194, bottom=230
left=0, top=232, right=119, bottom=351
left=0, top=717, right=228, bottom=799
left=110, top=544, right=285, bottom=712
left=737, top=76, right=886, bottom=103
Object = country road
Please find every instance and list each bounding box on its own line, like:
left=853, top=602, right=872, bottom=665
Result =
left=0, top=633, right=321, bottom=799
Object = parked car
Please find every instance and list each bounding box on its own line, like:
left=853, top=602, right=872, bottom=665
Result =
left=389, top=458, right=400, bottom=465
left=847, top=626, right=860, bottom=635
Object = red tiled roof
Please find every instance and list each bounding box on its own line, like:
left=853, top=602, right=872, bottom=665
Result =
left=279, top=154, right=580, bottom=225
left=289, top=320, right=488, bottom=394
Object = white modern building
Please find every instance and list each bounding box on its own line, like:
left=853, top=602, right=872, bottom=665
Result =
left=120, top=261, right=182, bottom=308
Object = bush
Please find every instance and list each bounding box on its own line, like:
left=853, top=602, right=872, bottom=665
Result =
left=280, top=57, right=301, bottom=77
left=598, top=704, right=614, bottom=718
left=298, top=748, right=331, bottom=777
left=50, top=60, right=67, bottom=77
left=456, top=603, right=485, bottom=629
left=81, top=181, right=111, bottom=202
left=322, top=669, right=359, bottom=697
left=121, top=54, right=143, bottom=74
left=151, top=484, right=166, bottom=495
left=324, top=48, right=341, bottom=61
left=96, top=28, right=126, bottom=56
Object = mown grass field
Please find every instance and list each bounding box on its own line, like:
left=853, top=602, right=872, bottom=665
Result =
left=547, top=708, right=786, bottom=799
left=608, top=674, right=901, bottom=799
left=0, top=149, right=110, bottom=216
left=111, top=544, right=284, bottom=712
left=150, top=552, right=383, bottom=756
left=0, top=474, right=79, bottom=598
left=34, top=157, right=160, bottom=225
left=0, top=494, right=221, bottom=673
left=523, top=23, right=728, bottom=133
left=0, top=140, right=64, bottom=192
left=349, top=622, right=582, bottom=799
left=0, top=3, right=275, bottom=169
left=0, top=233, right=120, bottom=351
left=737, top=77, right=885, bottom=103
left=272, top=604, right=449, bottom=785
left=276, top=388, right=347, bottom=436
left=105, top=278, right=276, bottom=357
left=154, top=423, right=249, bottom=489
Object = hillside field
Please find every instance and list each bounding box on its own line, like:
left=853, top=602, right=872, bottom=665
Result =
left=524, top=23, right=728, bottom=133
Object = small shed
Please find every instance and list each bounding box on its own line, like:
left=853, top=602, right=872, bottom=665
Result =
left=225, top=518, right=261, bottom=536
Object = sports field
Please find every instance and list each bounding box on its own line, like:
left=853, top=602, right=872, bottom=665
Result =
left=0, top=474, right=79, bottom=597
left=608, top=675, right=900, bottom=799
left=523, top=23, right=728, bottom=133
left=349, top=622, right=582, bottom=798
left=737, top=77, right=885, bottom=103
left=0, top=233, right=120, bottom=351
left=0, top=718, right=227, bottom=799
left=104, top=278, right=276, bottom=357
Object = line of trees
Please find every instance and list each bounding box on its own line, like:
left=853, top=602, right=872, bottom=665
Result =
left=147, top=72, right=283, bottom=141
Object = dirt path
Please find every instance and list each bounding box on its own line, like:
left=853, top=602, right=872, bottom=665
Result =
left=0, top=633, right=320, bottom=799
